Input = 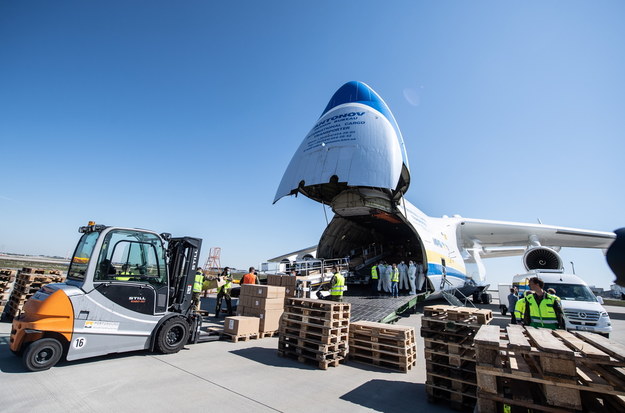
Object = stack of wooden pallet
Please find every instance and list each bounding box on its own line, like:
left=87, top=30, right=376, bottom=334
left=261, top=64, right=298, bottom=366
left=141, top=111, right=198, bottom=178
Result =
left=0, top=269, right=17, bottom=315
left=475, top=324, right=625, bottom=413
left=348, top=320, right=416, bottom=372
left=421, top=304, right=493, bottom=411
left=4, top=268, right=65, bottom=319
left=278, top=297, right=350, bottom=370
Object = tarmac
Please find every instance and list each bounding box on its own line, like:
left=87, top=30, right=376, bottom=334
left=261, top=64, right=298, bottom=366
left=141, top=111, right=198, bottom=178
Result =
left=1, top=297, right=624, bottom=413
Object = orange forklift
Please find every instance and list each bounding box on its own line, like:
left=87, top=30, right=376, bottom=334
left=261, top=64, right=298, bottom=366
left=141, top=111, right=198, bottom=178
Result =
left=10, top=222, right=206, bottom=371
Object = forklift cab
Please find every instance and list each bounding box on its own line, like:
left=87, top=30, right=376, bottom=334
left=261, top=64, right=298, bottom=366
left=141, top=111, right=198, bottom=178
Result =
left=68, top=227, right=170, bottom=315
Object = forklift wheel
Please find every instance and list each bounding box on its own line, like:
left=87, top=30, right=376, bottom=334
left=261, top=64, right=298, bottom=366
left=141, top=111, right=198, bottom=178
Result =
left=156, top=318, right=189, bottom=354
left=23, top=338, right=63, bottom=372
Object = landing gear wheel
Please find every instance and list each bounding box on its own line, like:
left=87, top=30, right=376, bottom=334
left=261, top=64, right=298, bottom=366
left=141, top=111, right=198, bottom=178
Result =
left=501, top=306, right=507, bottom=316
left=480, top=293, right=492, bottom=305
left=156, top=318, right=189, bottom=354
left=23, top=338, right=63, bottom=372
left=472, top=292, right=481, bottom=304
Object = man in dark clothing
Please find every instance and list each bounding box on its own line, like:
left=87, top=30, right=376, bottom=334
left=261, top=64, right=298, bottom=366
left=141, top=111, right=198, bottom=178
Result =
left=507, top=288, right=519, bottom=324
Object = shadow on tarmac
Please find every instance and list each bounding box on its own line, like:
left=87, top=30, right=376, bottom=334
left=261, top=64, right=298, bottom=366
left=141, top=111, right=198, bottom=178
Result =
left=230, top=346, right=318, bottom=370
left=340, top=380, right=430, bottom=412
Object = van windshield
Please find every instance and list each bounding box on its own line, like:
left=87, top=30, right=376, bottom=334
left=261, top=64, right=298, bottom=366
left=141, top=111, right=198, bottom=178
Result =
left=543, top=283, right=597, bottom=302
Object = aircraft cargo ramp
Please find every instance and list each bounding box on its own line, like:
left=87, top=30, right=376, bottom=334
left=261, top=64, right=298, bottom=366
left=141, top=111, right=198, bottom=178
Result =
left=343, top=291, right=429, bottom=323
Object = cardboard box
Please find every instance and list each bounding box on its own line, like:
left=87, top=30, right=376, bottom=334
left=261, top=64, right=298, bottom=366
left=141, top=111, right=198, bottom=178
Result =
left=281, top=276, right=297, bottom=287
left=205, top=276, right=226, bottom=290
left=251, top=285, right=285, bottom=299
left=258, top=309, right=284, bottom=332
left=223, top=316, right=259, bottom=335
left=267, top=274, right=282, bottom=286
left=284, top=286, right=297, bottom=297
left=250, top=297, right=284, bottom=311
left=240, top=284, right=258, bottom=297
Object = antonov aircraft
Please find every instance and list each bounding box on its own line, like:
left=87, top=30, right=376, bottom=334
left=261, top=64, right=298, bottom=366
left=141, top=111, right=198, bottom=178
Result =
left=273, top=81, right=617, bottom=301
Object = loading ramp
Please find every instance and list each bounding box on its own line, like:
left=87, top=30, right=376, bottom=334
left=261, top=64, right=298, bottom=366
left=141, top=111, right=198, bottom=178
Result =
left=343, top=291, right=429, bottom=324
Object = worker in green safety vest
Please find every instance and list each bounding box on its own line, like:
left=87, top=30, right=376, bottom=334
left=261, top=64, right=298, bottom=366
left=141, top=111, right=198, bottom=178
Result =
left=370, top=264, right=379, bottom=296
left=192, top=267, right=205, bottom=311
left=520, top=276, right=564, bottom=329
left=330, top=266, right=345, bottom=302
left=390, top=263, right=399, bottom=298
left=215, top=267, right=233, bottom=317
left=115, top=264, right=133, bottom=281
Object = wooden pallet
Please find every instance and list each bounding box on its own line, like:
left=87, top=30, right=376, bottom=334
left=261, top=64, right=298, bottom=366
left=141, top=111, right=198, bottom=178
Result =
left=474, top=324, right=625, bottom=412
left=284, top=297, right=351, bottom=313
left=282, top=311, right=350, bottom=328
left=350, top=337, right=415, bottom=355
left=220, top=331, right=260, bottom=343
left=277, top=348, right=343, bottom=370
left=279, top=333, right=348, bottom=353
left=284, top=305, right=351, bottom=320
left=259, top=330, right=279, bottom=338
left=350, top=320, right=415, bottom=338
left=423, top=305, right=492, bottom=325
left=277, top=341, right=347, bottom=361
left=425, top=383, right=476, bottom=411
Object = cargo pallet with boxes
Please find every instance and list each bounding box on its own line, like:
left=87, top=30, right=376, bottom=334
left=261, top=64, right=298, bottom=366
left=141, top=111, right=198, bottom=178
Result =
left=474, top=324, right=625, bottom=413
left=222, top=284, right=287, bottom=342
left=1, top=268, right=65, bottom=320
left=420, top=305, right=494, bottom=411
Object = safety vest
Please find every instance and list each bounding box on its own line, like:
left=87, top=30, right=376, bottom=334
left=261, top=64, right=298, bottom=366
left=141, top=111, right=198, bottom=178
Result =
left=331, top=272, right=345, bottom=296
left=371, top=266, right=378, bottom=280
left=115, top=271, right=132, bottom=281
left=514, top=297, right=526, bottom=320
left=218, top=279, right=232, bottom=294
left=193, top=271, right=204, bottom=293
left=525, top=293, right=559, bottom=329
left=391, top=268, right=399, bottom=282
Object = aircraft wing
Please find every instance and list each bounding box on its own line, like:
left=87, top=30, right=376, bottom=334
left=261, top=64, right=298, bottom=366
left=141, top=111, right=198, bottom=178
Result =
left=457, top=218, right=616, bottom=255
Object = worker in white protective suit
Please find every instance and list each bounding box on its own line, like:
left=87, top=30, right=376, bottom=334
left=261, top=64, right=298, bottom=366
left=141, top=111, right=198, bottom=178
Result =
left=407, top=261, right=417, bottom=295
left=383, top=262, right=393, bottom=294
left=416, top=262, right=425, bottom=292
left=398, top=261, right=409, bottom=291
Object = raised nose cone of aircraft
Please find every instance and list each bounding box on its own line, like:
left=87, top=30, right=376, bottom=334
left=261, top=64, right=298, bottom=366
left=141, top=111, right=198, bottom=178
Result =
left=274, top=81, right=410, bottom=205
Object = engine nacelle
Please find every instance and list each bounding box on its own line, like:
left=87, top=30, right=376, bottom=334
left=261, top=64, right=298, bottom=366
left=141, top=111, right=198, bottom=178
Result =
left=523, top=247, right=563, bottom=271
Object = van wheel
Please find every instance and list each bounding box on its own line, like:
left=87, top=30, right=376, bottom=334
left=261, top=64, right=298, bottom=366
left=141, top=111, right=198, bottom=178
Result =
left=23, top=338, right=63, bottom=372
left=156, top=318, right=189, bottom=354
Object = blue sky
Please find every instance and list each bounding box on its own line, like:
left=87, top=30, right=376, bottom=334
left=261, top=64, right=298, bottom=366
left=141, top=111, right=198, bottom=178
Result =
left=1, top=1, right=623, bottom=289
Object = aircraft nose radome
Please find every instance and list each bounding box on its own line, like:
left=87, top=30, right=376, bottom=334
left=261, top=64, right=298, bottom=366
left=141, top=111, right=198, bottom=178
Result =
left=321, top=81, right=388, bottom=118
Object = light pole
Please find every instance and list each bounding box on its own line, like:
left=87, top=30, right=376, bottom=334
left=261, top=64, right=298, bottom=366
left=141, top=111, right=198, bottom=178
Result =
left=570, top=261, right=576, bottom=275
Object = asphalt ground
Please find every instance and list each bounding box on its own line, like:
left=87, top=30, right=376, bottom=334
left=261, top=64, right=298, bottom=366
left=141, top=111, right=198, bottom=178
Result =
left=1, top=297, right=624, bottom=413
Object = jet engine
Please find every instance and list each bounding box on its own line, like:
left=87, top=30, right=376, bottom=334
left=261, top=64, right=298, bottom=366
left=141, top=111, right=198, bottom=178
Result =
left=523, top=247, right=563, bottom=271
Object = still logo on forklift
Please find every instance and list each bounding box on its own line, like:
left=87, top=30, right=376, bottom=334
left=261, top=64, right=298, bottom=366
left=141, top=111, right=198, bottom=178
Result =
left=129, top=296, right=146, bottom=303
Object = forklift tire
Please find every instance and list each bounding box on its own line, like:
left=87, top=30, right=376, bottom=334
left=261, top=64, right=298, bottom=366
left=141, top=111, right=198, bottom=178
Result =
left=156, top=317, right=189, bottom=354
left=23, top=338, right=63, bottom=372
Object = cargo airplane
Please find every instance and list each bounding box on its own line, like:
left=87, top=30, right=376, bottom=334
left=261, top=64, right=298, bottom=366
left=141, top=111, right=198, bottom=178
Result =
left=273, top=81, right=617, bottom=301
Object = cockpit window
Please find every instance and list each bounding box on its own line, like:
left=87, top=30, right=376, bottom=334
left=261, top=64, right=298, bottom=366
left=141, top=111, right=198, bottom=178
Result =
left=94, top=230, right=167, bottom=287
left=67, top=232, right=100, bottom=281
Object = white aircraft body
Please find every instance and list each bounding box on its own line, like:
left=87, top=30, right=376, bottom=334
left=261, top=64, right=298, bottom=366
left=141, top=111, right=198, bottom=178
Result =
left=273, top=81, right=616, bottom=300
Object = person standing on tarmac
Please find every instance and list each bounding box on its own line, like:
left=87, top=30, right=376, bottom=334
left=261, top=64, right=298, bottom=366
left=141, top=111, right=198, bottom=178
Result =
left=507, top=287, right=519, bottom=324
left=240, top=266, right=260, bottom=285
left=329, top=266, right=345, bottom=302
left=518, top=277, right=564, bottom=329
left=215, top=267, right=233, bottom=317
left=370, top=264, right=379, bottom=296
left=192, top=267, right=205, bottom=312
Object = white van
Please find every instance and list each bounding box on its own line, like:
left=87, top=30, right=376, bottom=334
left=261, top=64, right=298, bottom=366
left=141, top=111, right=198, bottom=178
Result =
left=512, top=270, right=612, bottom=337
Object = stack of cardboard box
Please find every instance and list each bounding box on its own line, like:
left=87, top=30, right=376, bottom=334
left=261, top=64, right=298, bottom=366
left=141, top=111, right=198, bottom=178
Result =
left=237, top=284, right=285, bottom=335
left=266, top=274, right=299, bottom=297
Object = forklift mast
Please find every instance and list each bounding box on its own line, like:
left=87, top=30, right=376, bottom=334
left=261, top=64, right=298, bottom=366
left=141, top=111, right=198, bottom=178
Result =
left=165, top=236, right=202, bottom=314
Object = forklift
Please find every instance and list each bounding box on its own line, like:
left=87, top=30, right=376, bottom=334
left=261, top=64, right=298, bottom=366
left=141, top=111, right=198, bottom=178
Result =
left=10, top=222, right=207, bottom=371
